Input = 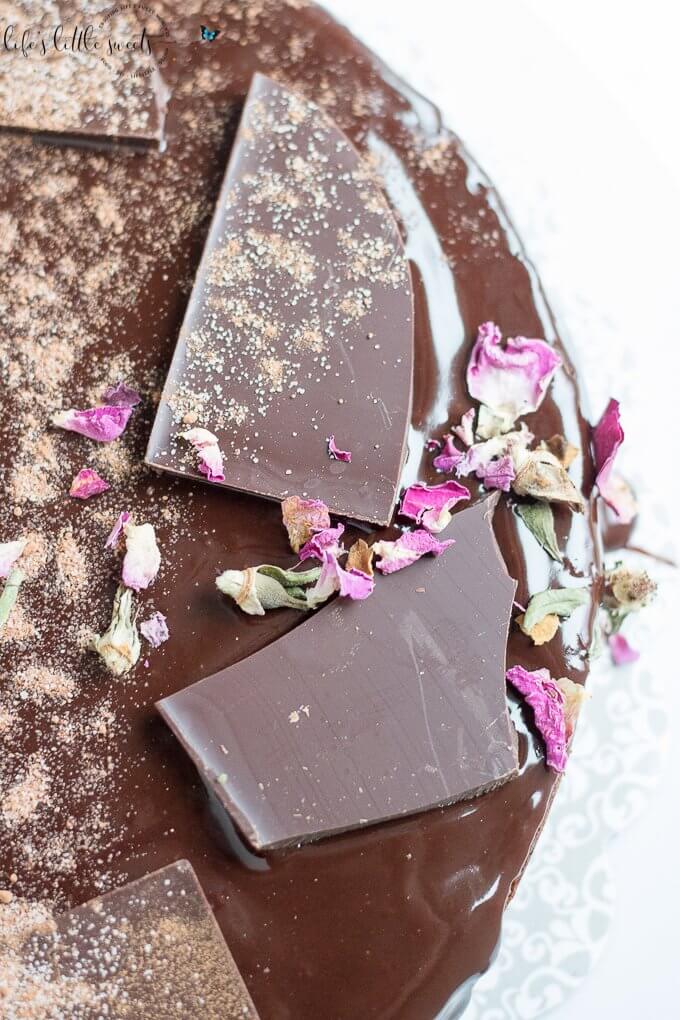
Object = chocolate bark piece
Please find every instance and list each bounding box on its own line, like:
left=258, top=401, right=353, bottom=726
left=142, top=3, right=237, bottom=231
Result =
left=1, top=860, right=259, bottom=1019
left=146, top=72, right=414, bottom=525
left=0, top=1, right=168, bottom=151
left=158, top=497, right=518, bottom=851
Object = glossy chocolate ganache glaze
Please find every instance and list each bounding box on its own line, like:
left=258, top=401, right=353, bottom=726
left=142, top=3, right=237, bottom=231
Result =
left=0, top=2, right=600, bottom=1018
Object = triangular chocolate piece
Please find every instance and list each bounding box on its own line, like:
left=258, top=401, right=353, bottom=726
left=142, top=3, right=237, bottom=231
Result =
left=157, top=498, right=518, bottom=851
left=2, top=861, right=259, bottom=1018
left=146, top=72, right=414, bottom=524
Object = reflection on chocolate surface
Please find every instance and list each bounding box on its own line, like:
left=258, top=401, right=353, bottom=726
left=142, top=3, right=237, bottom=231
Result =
left=147, top=72, right=414, bottom=524
left=159, top=497, right=518, bottom=850
left=0, top=2, right=598, bottom=1018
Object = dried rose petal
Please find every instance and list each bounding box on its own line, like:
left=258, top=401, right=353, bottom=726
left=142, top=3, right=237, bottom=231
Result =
left=506, top=664, right=568, bottom=772
left=105, top=511, right=130, bottom=550
left=480, top=454, right=515, bottom=492
left=540, top=434, right=579, bottom=469
left=432, top=435, right=464, bottom=473
left=103, top=381, right=141, bottom=407
left=609, top=632, right=640, bottom=665
left=179, top=427, right=225, bottom=482
left=399, top=480, right=470, bottom=533
left=140, top=611, right=170, bottom=648
left=298, top=524, right=345, bottom=563
left=327, top=435, right=352, bottom=463
left=52, top=405, right=133, bottom=443
left=467, top=321, right=562, bottom=437
left=457, top=425, right=532, bottom=483
left=281, top=496, right=331, bottom=554
left=453, top=408, right=475, bottom=448
left=122, top=522, right=161, bottom=591
left=0, top=539, right=26, bottom=579
left=69, top=468, right=110, bottom=500
left=592, top=399, right=636, bottom=524
left=306, top=549, right=373, bottom=606
left=373, top=529, right=454, bottom=574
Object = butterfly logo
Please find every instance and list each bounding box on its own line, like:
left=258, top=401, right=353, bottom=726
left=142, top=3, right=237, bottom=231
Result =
left=200, top=25, right=220, bottom=42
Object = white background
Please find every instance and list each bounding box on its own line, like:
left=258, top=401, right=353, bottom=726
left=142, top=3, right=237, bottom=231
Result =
left=325, top=1, right=680, bottom=1015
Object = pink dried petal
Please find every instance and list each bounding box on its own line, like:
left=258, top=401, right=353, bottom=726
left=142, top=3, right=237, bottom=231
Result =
left=0, top=539, right=26, bottom=579
left=327, top=435, right=352, bottom=463
left=105, top=511, right=130, bottom=549
left=399, top=480, right=470, bottom=533
left=592, top=399, right=636, bottom=524
left=52, top=405, right=133, bottom=442
left=432, top=435, right=464, bottom=473
left=140, top=611, right=169, bottom=648
left=373, top=530, right=454, bottom=574
left=506, top=664, right=568, bottom=772
left=121, top=522, right=161, bottom=591
left=453, top=408, right=475, bottom=447
left=609, top=632, right=640, bottom=666
left=103, top=381, right=141, bottom=407
left=69, top=468, right=110, bottom=500
left=425, top=438, right=441, bottom=452
left=179, top=427, right=225, bottom=482
left=307, top=548, right=373, bottom=605
left=299, top=524, right=345, bottom=563
left=480, top=453, right=515, bottom=492
left=467, top=321, right=562, bottom=431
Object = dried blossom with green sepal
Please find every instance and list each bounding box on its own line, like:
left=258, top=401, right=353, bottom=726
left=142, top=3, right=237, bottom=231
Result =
left=216, top=565, right=322, bottom=615
left=92, top=585, right=141, bottom=676
left=0, top=567, right=24, bottom=637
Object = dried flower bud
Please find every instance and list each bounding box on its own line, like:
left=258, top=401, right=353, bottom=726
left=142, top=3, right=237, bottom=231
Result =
left=605, top=564, right=656, bottom=612
left=216, top=566, right=318, bottom=616
left=92, top=585, right=140, bottom=676
left=511, top=447, right=584, bottom=511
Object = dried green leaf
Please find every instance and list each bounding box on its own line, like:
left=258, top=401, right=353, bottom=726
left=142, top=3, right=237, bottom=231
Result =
left=524, top=586, right=590, bottom=633
left=516, top=502, right=563, bottom=562
left=0, top=567, right=24, bottom=636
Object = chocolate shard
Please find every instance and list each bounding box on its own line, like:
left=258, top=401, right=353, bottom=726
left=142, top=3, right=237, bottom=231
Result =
left=0, top=2, right=168, bottom=151
left=146, top=72, right=414, bottom=525
left=2, top=860, right=259, bottom=1019
left=157, top=497, right=519, bottom=851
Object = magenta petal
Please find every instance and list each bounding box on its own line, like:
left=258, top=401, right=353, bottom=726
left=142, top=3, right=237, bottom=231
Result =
left=179, top=427, right=225, bottom=482
left=338, top=565, right=374, bottom=600
left=453, top=408, right=475, bottom=448
left=373, top=529, right=454, bottom=574
left=299, top=524, right=345, bottom=563
left=506, top=664, right=568, bottom=772
left=327, top=435, right=352, bottom=463
left=432, top=435, right=464, bottom=473
left=103, top=381, right=141, bottom=407
left=105, top=511, right=130, bottom=549
left=69, top=468, right=110, bottom=500
left=608, top=632, right=640, bottom=666
left=425, top=438, right=441, bottom=452
left=0, top=539, right=26, bottom=579
left=466, top=321, right=562, bottom=424
left=140, top=611, right=170, bottom=648
left=53, top=405, right=133, bottom=443
left=592, top=399, right=636, bottom=522
left=480, top=453, right=515, bottom=492
left=399, top=480, right=470, bottom=533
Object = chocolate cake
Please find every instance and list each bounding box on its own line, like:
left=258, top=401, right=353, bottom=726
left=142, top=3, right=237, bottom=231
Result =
left=0, top=2, right=602, bottom=1018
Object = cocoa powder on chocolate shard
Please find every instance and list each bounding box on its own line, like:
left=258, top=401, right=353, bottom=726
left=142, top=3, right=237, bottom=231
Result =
left=2, top=860, right=259, bottom=1018
left=146, top=72, right=414, bottom=525
left=158, top=497, right=518, bottom=850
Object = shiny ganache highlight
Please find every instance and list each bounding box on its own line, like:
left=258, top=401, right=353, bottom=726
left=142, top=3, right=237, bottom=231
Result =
left=0, top=2, right=598, bottom=1018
